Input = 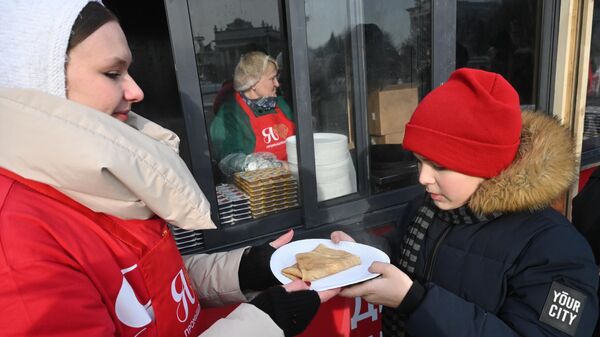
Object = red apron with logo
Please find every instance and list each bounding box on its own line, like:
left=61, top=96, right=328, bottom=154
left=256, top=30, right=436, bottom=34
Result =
left=236, top=92, right=295, bottom=160
left=0, top=168, right=205, bottom=337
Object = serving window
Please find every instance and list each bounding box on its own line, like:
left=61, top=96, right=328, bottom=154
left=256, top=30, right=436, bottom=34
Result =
left=106, top=0, right=555, bottom=253
left=187, top=0, right=301, bottom=227
left=582, top=3, right=600, bottom=169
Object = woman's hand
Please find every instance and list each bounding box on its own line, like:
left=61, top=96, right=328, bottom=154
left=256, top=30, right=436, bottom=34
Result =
left=251, top=280, right=321, bottom=336
left=316, top=287, right=341, bottom=303
left=282, top=279, right=310, bottom=292
left=330, top=230, right=355, bottom=243
left=282, top=279, right=340, bottom=303
left=270, top=229, right=294, bottom=248
left=238, top=229, right=294, bottom=291
left=271, top=230, right=343, bottom=303
left=338, top=262, right=413, bottom=308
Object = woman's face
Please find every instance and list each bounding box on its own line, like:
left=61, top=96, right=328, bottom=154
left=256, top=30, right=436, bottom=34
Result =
left=248, top=62, right=279, bottom=98
left=415, top=153, right=484, bottom=210
left=65, top=21, right=143, bottom=122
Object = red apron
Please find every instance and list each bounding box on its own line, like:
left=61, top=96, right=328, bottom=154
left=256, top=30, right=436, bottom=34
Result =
left=0, top=168, right=205, bottom=337
left=236, top=92, right=295, bottom=160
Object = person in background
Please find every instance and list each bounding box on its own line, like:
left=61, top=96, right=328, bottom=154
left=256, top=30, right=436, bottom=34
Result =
left=0, top=1, right=337, bottom=336
left=572, top=166, right=600, bottom=337
left=211, top=43, right=266, bottom=116
left=331, top=68, right=599, bottom=336
left=573, top=166, right=600, bottom=265
left=209, top=51, right=295, bottom=164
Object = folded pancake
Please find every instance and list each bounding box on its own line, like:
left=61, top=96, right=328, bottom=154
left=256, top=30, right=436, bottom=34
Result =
left=282, top=244, right=361, bottom=281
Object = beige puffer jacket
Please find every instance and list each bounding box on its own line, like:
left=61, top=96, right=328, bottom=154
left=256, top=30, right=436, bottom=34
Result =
left=0, top=88, right=284, bottom=337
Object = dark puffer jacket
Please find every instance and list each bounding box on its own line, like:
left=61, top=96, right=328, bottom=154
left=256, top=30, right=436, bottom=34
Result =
left=396, top=111, right=599, bottom=337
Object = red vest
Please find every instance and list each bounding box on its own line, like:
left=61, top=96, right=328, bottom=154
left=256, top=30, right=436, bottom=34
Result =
left=236, top=92, right=295, bottom=160
left=0, top=168, right=205, bottom=337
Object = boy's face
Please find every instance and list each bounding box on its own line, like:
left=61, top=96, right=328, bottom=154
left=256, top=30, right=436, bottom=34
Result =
left=414, top=154, right=484, bottom=210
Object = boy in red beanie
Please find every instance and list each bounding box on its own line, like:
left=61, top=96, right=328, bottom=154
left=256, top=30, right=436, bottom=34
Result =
left=331, top=68, right=599, bottom=337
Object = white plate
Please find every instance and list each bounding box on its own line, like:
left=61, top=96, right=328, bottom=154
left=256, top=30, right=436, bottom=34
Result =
left=270, top=239, right=390, bottom=291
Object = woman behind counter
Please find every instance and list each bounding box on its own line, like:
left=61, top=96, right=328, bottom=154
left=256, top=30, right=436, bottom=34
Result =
left=210, top=51, right=295, bottom=163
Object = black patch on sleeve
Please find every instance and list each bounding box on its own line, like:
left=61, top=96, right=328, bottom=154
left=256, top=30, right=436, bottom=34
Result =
left=539, top=281, right=588, bottom=336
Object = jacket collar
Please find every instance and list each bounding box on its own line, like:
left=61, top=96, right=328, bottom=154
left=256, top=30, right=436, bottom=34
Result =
left=469, top=110, right=577, bottom=214
left=0, top=88, right=215, bottom=230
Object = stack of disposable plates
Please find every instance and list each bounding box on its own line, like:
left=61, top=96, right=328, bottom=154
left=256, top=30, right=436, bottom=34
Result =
left=170, top=225, right=205, bottom=255
left=215, top=184, right=252, bottom=225
left=286, top=133, right=357, bottom=201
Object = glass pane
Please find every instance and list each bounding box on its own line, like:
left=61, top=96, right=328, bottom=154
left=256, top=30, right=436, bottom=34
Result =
left=364, top=1, right=431, bottom=193
left=456, top=0, right=541, bottom=106
left=305, top=0, right=431, bottom=199
left=188, top=0, right=299, bottom=225
left=305, top=0, right=429, bottom=195
left=305, top=0, right=361, bottom=201
left=584, top=3, right=600, bottom=166
left=306, top=0, right=431, bottom=200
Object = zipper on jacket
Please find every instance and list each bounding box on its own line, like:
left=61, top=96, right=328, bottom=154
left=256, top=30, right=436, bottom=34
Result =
left=424, top=224, right=452, bottom=281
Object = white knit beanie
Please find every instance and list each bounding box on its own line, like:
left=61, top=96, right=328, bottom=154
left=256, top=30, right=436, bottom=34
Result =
left=0, top=0, right=101, bottom=97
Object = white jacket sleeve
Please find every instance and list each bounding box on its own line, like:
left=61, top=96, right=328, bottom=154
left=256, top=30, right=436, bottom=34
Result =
left=183, top=247, right=248, bottom=307
left=197, top=303, right=284, bottom=337
left=184, top=249, right=285, bottom=337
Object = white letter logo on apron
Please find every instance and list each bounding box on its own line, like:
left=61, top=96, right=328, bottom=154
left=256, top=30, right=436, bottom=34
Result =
left=262, top=127, right=279, bottom=144
left=171, top=269, right=197, bottom=322
left=115, top=265, right=153, bottom=328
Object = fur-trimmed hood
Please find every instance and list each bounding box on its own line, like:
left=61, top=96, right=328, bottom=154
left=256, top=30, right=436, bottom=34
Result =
left=469, top=110, right=577, bottom=214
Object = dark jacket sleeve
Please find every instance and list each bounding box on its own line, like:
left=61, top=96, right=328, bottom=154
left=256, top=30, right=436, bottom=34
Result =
left=405, top=224, right=599, bottom=337
left=572, top=167, right=600, bottom=263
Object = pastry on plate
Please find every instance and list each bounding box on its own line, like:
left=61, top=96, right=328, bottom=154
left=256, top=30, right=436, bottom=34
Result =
left=282, top=243, right=361, bottom=281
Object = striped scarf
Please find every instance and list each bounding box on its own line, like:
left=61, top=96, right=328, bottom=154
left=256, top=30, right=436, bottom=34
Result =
left=382, top=196, right=501, bottom=337
left=240, top=92, right=277, bottom=111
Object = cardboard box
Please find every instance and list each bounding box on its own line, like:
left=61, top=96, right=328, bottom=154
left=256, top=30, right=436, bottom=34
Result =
left=367, top=84, right=418, bottom=137
left=371, top=133, right=404, bottom=145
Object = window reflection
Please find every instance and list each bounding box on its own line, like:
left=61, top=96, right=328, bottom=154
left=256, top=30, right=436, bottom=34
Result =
left=364, top=1, right=430, bottom=192
left=305, top=0, right=361, bottom=201
left=584, top=4, right=600, bottom=160
left=456, top=0, right=540, bottom=105
left=305, top=0, right=430, bottom=195
left=189, top=0, right=299, bottom=225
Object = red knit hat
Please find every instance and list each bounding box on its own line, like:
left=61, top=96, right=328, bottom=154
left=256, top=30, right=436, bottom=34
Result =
left=403, top=68, right=521, bottom=178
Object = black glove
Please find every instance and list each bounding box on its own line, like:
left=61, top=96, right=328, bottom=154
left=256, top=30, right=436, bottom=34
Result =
left=250, top=286, right=320, bottom=337
left=238, top=244, right=281, bottom=291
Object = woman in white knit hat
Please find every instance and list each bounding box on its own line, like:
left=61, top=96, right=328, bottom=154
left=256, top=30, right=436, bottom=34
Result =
left=0, top=1, right=337, bottom=336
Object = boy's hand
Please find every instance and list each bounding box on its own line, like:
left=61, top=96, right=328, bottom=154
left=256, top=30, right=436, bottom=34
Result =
left=338, top=262, right=413, bottom=308
left=330, top=230, right=355, bottom=243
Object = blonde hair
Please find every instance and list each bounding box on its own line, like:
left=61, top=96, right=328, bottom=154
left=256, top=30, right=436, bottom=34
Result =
left=233, top=51, right=278, bottom=92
